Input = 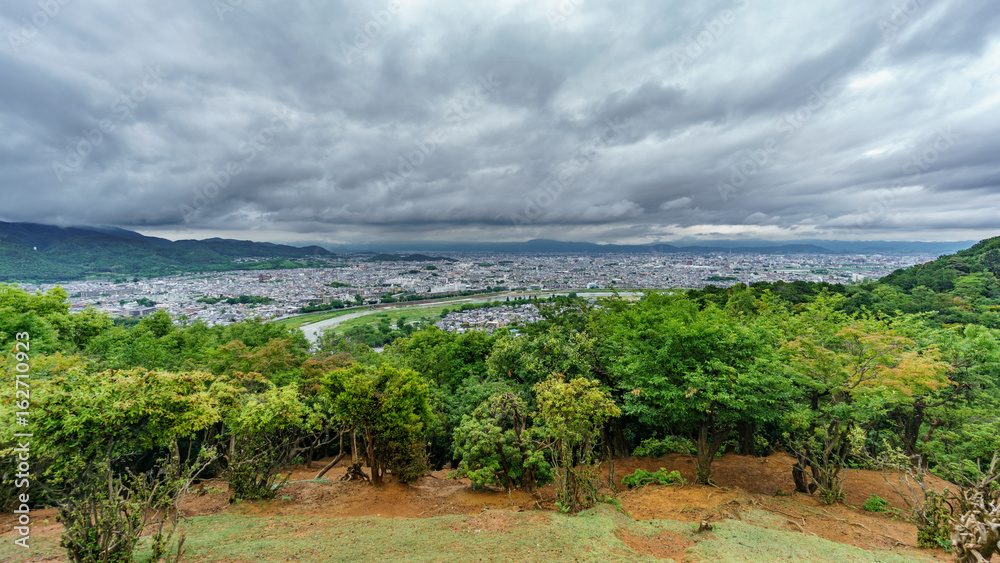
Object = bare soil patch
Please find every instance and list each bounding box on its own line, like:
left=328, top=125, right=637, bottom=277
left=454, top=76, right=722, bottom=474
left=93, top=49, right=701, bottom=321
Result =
left=617, top=528, right=695, bottom=561
left=3, top=452, right=984, bottom=561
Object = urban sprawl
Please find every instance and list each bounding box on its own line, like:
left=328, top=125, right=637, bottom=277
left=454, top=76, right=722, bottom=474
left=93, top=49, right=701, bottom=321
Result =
left=15, top=252, right=934, bottom=327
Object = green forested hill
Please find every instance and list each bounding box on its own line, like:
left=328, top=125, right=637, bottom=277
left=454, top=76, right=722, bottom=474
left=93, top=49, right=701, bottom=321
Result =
left=0, top=221, right=334, bottom=282
left=880, top=235, right=1000, bottom=293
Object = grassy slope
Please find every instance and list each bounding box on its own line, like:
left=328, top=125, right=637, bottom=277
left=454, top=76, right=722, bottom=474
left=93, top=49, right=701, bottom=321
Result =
left=0, top=506, right=937, bottom=562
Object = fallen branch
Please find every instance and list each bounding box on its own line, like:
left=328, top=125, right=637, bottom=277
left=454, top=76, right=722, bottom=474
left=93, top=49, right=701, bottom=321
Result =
left=833, top=516, right=910, bottom=547
left=314, top=452, right=347, bottom=480
left=787, top=520, right=817, bottom=537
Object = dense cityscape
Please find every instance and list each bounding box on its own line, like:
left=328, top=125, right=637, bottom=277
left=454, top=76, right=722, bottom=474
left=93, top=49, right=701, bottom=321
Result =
left=13, top=251, right=937, bottom=326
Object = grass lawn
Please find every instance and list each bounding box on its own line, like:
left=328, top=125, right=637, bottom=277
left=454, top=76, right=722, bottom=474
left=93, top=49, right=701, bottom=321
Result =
left=5, top=506, right=938, bottom=562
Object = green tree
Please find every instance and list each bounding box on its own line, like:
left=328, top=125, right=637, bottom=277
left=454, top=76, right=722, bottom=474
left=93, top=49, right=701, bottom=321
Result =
left=25, top=368, right=219, bottom=562
left=486, top=328, right=594, bottom=400
left=452, top=392, right=551, bottom=492
left=780, top=297, right=950, bottom=503
left=136, top=309, right=173, bottom=338
left=209, top=373, right=308, bottom=501
left=534, top=374, right=620, bottom=512
left=607, top=293, right=785, bottom=484
left=67, top=307, right=114, bottom=351
left=384, top=329, right=499, bottom=466
left=0, top=285, right=71, bottom=354
left=323, top=364, right=433, bottom=484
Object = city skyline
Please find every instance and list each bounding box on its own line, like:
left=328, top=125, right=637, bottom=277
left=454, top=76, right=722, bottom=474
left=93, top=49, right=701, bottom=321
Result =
left=2, top=0, right=999, bottom=245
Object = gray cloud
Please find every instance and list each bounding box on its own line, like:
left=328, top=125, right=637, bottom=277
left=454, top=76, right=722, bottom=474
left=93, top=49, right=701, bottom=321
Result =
left=1, top=0, right=998, bottom=245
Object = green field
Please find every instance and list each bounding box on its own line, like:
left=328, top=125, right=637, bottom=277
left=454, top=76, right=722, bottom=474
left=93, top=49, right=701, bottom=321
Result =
left=2, top=506, right=936, bottom=562
left=272, top=307, right=361, bottom=329
left=276, top=292, right=556, bottom=334
left=329, top=302, right=481, bottom=335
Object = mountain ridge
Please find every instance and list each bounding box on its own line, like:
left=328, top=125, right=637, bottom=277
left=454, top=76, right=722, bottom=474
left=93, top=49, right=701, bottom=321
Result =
left=316, top=237, right=976, bottom=255
left=0, top=221, right=334, bottom=283
left=0, top=220, right=985, bottom=283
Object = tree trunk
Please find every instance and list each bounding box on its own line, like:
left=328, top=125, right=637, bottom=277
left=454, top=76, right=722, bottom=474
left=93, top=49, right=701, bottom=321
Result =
left=171, top=438, right=181, bottom=475
left=351, top=429, right=357, bottom=466
left=696, top=424, right=712, bottom=484
left=738, top=422, right=755, bottom=456
left=696, top=420, right=731, bottom=485
left=315, top=452, right=346, bottom=480
left=792, top=453, right=817, bottom=494
left=365, top=429, right=380, bottom=485
left=304, top=437, right=314, bottom=467
left=901, top=402, right=926, bottom=460
left=605, top=419, right=628, bottom=458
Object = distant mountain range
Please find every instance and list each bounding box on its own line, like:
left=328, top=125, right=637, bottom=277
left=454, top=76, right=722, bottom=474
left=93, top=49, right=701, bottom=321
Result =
left=320, top=238, right=977, bottom=256
left=0, top=220, right=984, bottom=283
left=366, top=254, right=458, bottom=263
left=0, top=221, right=333, bottom=283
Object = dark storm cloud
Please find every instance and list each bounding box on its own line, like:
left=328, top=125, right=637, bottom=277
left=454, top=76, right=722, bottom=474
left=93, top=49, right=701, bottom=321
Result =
left=1, top=0, right=998, bottom=244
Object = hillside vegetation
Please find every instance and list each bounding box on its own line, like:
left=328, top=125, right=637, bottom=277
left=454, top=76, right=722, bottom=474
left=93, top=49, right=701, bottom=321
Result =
left=0, top=221, right=333, bottom=282
left=2, top=239, right=999, bottom=561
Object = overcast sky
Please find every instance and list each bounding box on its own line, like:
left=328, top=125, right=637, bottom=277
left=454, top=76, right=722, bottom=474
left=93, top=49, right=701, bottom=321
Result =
left=2, top=0, right=999, bottom=245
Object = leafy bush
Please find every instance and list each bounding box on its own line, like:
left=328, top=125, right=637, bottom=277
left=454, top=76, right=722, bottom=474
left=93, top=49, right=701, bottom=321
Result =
left=632, top=436, right=695, bottom=457
left=820, top=486, right=846, bottom=505
left=323, top=364, right=433, bottom=485
left=210, top=377, right=309, bottom=501
left=622, top=468, right=686, bottom=488
left=535, top=375, right=621, bottom=513
left=915, top=491, right=952, bottom=549
left=59, top=449, right=214, bottom=563
left=862, top=494, right=890, bottom=512
left=452, top=393, right=552, bottom=492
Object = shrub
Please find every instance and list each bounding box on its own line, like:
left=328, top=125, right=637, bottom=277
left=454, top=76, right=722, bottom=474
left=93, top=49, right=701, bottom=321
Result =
left=916, top=491, right=952, bottom=549
left=820, top=486, right=846, bottom=505
left=323, top=364, right=433, bottom=485
left=862, top=494, right=890, bottom=512
left=622, top=468, right=686, bottom=488
left=211, top=378, right=308, bottom=501
left=632, top=436, right=695, bottom=457
left=452, top=393, right=547, bottom=494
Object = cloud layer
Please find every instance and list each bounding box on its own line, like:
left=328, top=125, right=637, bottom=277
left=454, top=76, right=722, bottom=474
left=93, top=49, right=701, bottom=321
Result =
left=2, top=0, right=999, bottom=244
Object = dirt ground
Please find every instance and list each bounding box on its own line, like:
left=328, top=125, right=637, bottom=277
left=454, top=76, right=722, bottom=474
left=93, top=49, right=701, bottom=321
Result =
left=5, top=452, right=996, bottom=562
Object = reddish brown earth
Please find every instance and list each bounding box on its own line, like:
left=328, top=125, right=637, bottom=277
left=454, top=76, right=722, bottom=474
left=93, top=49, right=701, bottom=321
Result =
left=5, top=452, right=995, bottom=561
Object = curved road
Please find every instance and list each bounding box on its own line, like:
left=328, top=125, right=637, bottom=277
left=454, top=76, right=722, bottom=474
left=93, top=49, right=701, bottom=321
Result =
left=298, top=291, right=646, bottom=345
left=299, top=295, right=521, bottom=345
